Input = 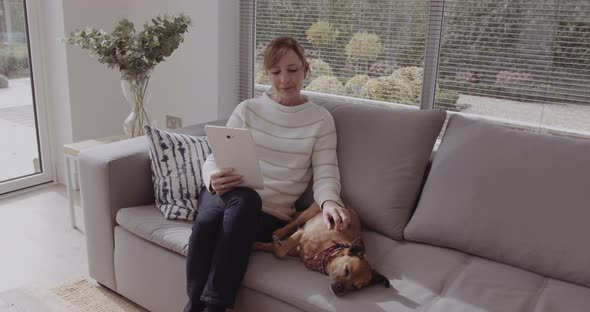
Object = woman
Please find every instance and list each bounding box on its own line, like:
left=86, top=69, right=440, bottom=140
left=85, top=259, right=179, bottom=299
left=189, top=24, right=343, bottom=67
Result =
left=184, top=36, right=350, bottom=312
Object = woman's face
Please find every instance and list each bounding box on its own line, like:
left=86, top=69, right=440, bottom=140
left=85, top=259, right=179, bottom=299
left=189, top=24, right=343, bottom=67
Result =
left=267, top=49, right=307, bottom=105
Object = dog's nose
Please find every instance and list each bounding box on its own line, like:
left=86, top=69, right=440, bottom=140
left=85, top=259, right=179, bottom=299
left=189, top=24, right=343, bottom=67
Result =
left=331, top=282, right=345, bottom=296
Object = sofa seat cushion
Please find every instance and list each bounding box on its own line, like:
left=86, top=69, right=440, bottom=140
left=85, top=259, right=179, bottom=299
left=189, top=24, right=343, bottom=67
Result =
left=115, top=206, right=590, bottom=312
left=405, top=114, right=590, bottom=288
left=116, top=205, right=192, bottom=256
left=243, top=231, right=590, bottom=312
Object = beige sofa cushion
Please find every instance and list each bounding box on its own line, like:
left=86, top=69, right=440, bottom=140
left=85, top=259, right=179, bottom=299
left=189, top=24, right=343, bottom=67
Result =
left=115, top=205, right=590, bottom=312
left=116, top=205, right=192, bottom=256
left=405, top=114, right=590, bottom=288
left=244, top=231, right=590, bottom=312
left=317, top=101, right=446, bottom=240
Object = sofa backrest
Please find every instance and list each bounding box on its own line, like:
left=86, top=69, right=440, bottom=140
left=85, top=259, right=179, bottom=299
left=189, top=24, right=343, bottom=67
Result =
left=405, top=114, right=590, bottom=288
left=300, top=99, right=446, bottom=240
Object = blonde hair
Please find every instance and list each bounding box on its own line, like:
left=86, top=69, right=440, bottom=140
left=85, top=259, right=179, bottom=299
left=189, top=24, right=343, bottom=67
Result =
left=263, top=37, right=310, bottom=76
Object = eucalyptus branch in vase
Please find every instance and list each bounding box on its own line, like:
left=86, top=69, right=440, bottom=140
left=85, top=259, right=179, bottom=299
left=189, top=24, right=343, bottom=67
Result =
left=122, top=70, right=153, bottom=137
left=64, top=14, right=192, bottom=137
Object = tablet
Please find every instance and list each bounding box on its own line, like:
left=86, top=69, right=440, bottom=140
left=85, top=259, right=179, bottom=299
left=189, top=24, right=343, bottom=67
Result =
left=204, top=125, right=264, bottom=190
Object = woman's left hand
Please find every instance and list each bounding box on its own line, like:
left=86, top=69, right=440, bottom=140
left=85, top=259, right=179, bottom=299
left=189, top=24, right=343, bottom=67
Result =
left=322, top=201, right=350, bottom=231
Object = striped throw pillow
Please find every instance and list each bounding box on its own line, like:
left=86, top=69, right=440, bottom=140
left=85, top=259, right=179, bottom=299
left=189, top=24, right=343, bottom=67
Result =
left=144, top=126, right=211, bottom=221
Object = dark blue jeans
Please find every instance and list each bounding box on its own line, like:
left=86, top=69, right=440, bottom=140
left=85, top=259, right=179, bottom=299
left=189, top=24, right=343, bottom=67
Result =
left=184, top=187, right=287, bottom=312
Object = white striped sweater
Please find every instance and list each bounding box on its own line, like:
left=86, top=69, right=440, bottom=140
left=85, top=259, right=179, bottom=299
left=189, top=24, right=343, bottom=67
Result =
left=202, top=93, right=343, bottom=220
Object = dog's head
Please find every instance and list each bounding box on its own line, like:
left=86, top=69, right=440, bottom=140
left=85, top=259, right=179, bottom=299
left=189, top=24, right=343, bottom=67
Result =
left=327, top=238, right=390, bottom=296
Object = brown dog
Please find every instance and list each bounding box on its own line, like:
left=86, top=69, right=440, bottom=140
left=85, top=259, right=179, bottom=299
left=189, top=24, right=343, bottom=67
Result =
left=253, top=202, right=390, bottom=296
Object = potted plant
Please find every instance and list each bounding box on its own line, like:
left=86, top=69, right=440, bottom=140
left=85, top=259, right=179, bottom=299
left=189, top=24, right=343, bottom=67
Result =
left=64, top=14, right=191, bottom=137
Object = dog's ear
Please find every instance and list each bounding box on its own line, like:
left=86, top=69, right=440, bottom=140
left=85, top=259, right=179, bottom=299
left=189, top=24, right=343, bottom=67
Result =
left=347, top=238, right=365, bottom=257
left=370, top=270, right=390, bottom=288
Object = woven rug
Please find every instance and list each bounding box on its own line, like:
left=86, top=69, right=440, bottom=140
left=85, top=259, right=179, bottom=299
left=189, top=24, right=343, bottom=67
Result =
left=0, top=277, right=147, bottom=312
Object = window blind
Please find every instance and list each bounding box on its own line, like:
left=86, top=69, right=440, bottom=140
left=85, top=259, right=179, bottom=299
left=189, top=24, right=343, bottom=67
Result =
left=436, top=0, right=590, bottom=136
left=254, top=0, right=435, bottom=108
left=239, top=0, right=256, bottom=102
left=249, top=0, right=590, bottom=137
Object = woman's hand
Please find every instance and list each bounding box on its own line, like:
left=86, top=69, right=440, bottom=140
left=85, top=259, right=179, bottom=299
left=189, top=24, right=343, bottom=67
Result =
left=210, top=168, right=243, bottom=196
left=322, top=201, right=350, bottom=231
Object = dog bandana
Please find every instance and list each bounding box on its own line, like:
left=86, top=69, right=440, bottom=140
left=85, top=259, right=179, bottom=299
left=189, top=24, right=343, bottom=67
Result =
left=304, top=242, right=350, bottom=275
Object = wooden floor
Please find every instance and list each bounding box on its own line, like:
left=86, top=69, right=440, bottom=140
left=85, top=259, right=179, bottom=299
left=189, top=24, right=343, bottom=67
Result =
left=0, top=184, right=88, bottom=292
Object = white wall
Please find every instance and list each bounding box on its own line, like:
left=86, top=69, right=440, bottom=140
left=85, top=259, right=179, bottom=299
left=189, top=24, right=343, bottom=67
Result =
left=39, top=0, right=240, bottom=183
left=127, top=0, right=241, bottom=125
left=62, top=0, right=130, bottom=143
left=126, top=0, right=222, bottom=129
left=217, top=0, right=240, bottom=119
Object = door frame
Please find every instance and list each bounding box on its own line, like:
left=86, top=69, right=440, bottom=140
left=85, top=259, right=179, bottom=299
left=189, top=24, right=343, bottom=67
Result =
left=0, top=0, right=55, bottom=195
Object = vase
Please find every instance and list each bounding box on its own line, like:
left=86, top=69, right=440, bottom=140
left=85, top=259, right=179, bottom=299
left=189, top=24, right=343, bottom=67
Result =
left=121, top=69, right=156, bottom=138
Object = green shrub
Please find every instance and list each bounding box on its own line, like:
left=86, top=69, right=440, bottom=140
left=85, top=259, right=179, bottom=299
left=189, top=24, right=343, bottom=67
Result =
left=390, top=66, right=423, bottom=103
left=0, top=74, right=8, bottom=88
left=306, top=75, right=345, bottom=95
left=391, top=66, right=423, bottom=82
left=255, top=68, right=270, bottom=84
left=345, top=74, right=370, bottom=96
left=345, top=32, right=383, bottom=73
left=307, top=58, right=333, bottom=79
left=369, top=61, right=396, bottom=77
left=361, top=67, right=422, bottom=105
left=361, top=76, right=410, bottom=104
left=304, top=58, right=333, bottom=87
left=306, top=21, right=340, bottom=47
left=0, top=55, right=29, bottom=79
left=435, top=89, right=464, bottom=111
left=387, top=76, right=417, bottom=105
left=345, top=32, right=383, bottom=64
left=306, top=21, right=340, bottom=60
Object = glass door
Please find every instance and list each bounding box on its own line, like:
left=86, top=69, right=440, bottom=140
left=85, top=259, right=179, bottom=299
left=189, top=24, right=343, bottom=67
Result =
left=0, top=0, right=53, bottom=194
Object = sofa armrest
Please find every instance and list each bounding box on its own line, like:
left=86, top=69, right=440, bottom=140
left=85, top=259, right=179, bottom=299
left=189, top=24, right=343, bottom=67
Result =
left=78, top=136, right=153, bottom=290
left=77, top=119, right=227, bottom=290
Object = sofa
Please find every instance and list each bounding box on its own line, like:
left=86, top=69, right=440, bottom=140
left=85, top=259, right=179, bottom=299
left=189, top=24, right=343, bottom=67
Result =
left=78, top=98, right=590, bottom=312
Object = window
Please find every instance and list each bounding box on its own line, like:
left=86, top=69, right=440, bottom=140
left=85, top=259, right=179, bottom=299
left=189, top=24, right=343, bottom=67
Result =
left=436, top=0, right=590, bottom=137
left=249, top=0, right=590, bottom=137
left=254, top=0, right=432, bottom=108
left=0, top=0, right=54, bottom=194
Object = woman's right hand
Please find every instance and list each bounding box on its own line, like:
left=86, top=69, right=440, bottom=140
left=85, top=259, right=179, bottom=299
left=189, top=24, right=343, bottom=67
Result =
left=210, top=168, right=243, bottom=196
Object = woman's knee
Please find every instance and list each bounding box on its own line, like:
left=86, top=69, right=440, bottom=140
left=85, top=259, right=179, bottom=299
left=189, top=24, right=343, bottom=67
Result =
left=193, top=210, right=223, bottom=235
left=225, top=187, right=262, bottom=210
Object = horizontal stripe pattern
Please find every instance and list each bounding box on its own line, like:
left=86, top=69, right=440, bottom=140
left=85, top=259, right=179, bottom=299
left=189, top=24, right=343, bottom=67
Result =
left=202, top=92, right=343, bottom=220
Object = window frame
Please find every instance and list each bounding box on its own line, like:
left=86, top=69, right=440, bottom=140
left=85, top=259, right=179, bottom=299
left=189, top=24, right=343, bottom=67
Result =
left=0, top=0, right=55, bottom=195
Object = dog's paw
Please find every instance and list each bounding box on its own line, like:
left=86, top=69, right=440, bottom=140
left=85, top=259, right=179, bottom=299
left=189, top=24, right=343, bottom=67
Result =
left=252, top=242, right=271, bottom=251
left=251, top=242, right=263, bottom=251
